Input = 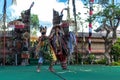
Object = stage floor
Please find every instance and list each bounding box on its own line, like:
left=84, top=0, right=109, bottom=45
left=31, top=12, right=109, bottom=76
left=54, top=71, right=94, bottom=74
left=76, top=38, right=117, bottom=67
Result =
left=0, top=65, right=120, bottom=80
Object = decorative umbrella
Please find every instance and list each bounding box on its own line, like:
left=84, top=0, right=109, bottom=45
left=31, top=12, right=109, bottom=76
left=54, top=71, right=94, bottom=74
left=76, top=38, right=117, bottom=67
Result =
left=8, top=20, right=25, bottom=29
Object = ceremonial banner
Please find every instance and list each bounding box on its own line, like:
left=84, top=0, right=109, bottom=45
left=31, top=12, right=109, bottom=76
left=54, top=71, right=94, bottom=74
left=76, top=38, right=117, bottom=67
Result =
left=88, top=0, right=94, bottom=54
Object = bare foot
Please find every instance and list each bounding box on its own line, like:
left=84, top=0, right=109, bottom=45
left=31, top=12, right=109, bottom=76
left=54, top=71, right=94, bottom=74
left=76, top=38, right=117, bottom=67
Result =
left=49, top=67, right=55, bottom=72
left=37, top=69, right=40, bottom=72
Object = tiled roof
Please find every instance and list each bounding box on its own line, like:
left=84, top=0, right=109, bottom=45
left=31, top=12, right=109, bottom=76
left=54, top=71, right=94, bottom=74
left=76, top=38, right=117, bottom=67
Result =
left=77, top=32, right=112, bottom=38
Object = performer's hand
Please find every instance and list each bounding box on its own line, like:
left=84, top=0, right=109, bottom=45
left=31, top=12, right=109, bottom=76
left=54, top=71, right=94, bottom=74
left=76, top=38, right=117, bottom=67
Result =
left=35, top=52, right=38, bottom=59
left=34, top=55, right=38, bottom=59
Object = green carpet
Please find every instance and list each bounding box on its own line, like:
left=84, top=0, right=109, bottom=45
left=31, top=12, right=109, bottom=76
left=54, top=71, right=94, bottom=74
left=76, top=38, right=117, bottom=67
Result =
left=0, top=65, right=120, bottom=80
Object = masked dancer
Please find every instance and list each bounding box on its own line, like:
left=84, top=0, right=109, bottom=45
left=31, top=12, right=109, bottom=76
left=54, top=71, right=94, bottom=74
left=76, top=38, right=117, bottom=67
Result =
left=36, top=26, right=57, bottom=72
left=49, top=24, right=68, bottom=70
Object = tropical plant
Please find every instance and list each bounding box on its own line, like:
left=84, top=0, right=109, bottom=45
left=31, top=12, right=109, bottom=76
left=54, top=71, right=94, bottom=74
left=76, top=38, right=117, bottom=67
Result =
left=30, top=14, right=39, bottom=36
left=88, top=53, right=95, bottom=64
left=30, top=14, right=39, bottom=29
left=91, top=0, right=120, bottom=65
left=110, top=38, right=120, bottom=62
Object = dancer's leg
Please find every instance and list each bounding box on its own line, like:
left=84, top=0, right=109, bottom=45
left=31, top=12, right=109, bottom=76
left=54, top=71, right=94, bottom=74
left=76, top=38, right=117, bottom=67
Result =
left=49, top=61, right=55, bottom=72
left=57, top=53, right=68, bottom=70
left=61, top=57, right=68, bottom=70
left=37, top=57, right=43, bottom=72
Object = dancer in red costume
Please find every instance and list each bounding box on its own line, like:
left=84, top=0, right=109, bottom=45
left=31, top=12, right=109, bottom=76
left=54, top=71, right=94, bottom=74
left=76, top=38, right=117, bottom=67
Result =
left=49, top=25, right=68, bottom=70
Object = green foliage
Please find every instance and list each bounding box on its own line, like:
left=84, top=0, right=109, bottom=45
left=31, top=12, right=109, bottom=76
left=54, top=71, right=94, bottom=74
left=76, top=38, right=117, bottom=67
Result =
left=87, top=54, right=96, bottom=64
left=110, top=38, right=120, bottom=61
left=95, top=58, right=107, bottom=64
left=78, top=53, right=82, bottom=64
left=110, top=62, right=120, bottom=66
left=83, top=61, right=89, bottom=64
left=98, top=0, right=109, bottom=5
left=30, top=14, right=39, bottom=36
left=110, top=38, right=120, bottom=56
left=29, top=58, right=38, bottom=65
left=92, top=4, right=120, bottom=25
left=30, top=14, right=39, bottom=28
left=88, top=54, right=95, bottom=60
left=111, top=45, right=120, bottom=55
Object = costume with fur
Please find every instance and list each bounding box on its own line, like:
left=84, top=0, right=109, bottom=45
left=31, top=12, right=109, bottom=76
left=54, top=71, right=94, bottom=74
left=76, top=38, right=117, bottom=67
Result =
left=50, top=25, right=68, bottom=69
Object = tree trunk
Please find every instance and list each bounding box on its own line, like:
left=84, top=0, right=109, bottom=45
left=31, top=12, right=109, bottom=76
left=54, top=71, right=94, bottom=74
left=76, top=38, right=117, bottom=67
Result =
left=112, top=29, right=117, bottom=44
left=104, top=52, right=111, bottom=65
left=104, top=38, right=112, bottom=65
left=104, top=29, right=117, bottom=65
left=72, top=0, right=77, bottom=33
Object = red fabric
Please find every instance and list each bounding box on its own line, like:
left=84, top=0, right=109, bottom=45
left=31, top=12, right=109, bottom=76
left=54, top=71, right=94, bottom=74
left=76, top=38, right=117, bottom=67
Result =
left=89, top=23, right=92, bottom=28
left=90, top=0, right=94, bottom=2
left=61, top=22, right=69, bottom=28
left=89, top=11, right=93, bottom=15
left=15, top=25, right=24, bottom=29
left=56, top=53, right=67, bottom=69
left=56, top=53, right=66, bottom=62
left=89, top=46, right=91, bottom=51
